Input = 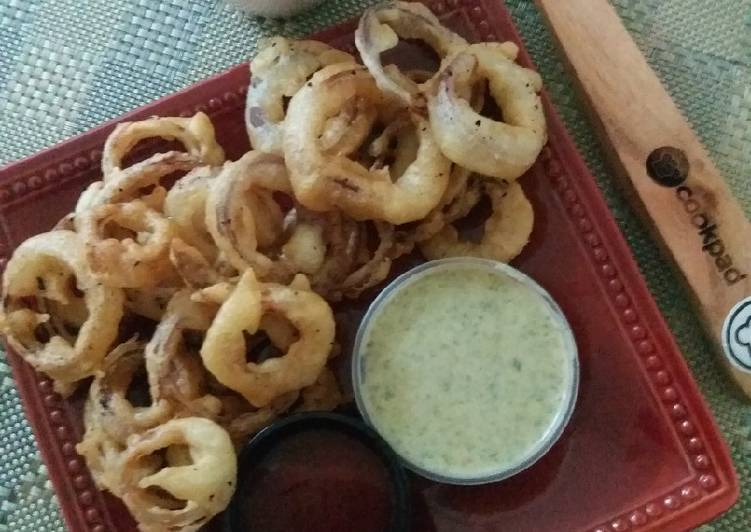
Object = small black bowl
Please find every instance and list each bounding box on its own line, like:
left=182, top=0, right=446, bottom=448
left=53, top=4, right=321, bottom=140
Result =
left=223, top=412, right=411, bottom=532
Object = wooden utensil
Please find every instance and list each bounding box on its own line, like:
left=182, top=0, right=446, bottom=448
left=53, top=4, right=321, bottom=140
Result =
left=536, top=0, right=751, bottom=397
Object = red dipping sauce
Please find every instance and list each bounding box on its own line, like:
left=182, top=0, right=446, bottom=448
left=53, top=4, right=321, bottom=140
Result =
left=236, top=427, right=398, bottom=532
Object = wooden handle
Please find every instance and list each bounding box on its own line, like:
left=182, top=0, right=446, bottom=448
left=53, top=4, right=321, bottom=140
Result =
left=536, top=0, right=751, bottom=396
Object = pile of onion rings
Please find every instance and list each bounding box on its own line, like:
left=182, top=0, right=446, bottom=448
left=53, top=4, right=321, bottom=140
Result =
left=0, top=3, right=546, bottom=530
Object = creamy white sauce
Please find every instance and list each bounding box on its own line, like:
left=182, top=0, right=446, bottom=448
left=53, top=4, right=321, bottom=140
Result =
left=358, top=264, right=576, bottom=481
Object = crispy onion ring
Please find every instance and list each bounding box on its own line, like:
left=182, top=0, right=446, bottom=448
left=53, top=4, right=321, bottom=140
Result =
left=0, top=231, right=124, bottom=388
left=169, top=239, right=220, bottom=289
left=246, top=37, right=356, bottom=155
left=76, top=340, right=173, bottom=493
left=88, top=340, right=173, bottom=444
left=144, top=291, right=223, bottom=417
left=81, top=200, right=176, bottom=288
left=319, top=96, right=378, bottom=157
left=102, top=112, right=224, bottom=177
left=205, top=151, right=293, bottom=279
left=355, top=1, right=467, bottom=106
left=164, top=165, right=218, bottom=263
left=428, top=44, right=547, bottom=180
left=419, top=180, right=534, bottom=262
left=200, top=270, right=335, bottom=408
left=334, top=221, right=410, bottom=300
left=281, top=208, right=361, bottom=298
left=97, top=151, right=200, bottom=208
left=118, top=417, right=236, bottom=532
left=284, top=63, right=451, bottom=224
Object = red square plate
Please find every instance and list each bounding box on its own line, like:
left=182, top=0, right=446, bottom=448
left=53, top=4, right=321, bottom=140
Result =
left=0, top=1, right=738, bottom=531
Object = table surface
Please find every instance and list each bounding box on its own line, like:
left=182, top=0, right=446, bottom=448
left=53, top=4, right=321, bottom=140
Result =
left=0, top=0, right=749, bottom=530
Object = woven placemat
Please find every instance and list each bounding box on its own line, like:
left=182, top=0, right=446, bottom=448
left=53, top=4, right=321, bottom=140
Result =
left=0, top=0, right=749, bottom=530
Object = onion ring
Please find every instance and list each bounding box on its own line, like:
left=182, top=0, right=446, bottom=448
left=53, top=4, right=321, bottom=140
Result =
left=319, top=96, right=378, bottom=156
left=102, top=113, right=224, bottom=177
left=334, top=221, right=411, bottom=300
left=200, top=270, right=335, bottom=408
left=427, top=44, right=547, bottom=180
left=87, top=340, right=173, bottom=443
left=281, top=207, right=361, bottom=298
left=419, top=180, right=534, bottom=262
left=73, top=152, right=201, bottom=237
left=164, top=164, right=218, bottom=263
left=0, top=231, right=124, bottom=389
left=169, top=238, right=220, bottom=289
left=118, top=417, right=236, bottom=532
left=284, top=63, right=451, bottom=224
left=76, top=339, right=174, bottom=493
left=205, top=150, right=293, bottom=279
left=80, top=200, right=176, bottom=288
left=144, top=291, right=222, bottom=418
left=246, top=37, right=356, bottom=155
left=355, top=1, right=467, bottom=106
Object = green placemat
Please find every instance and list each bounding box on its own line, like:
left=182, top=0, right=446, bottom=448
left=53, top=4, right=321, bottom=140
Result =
left=0, top=0, right=749, bottom=530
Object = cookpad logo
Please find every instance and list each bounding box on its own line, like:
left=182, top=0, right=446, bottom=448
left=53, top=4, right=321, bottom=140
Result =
left=646, top=146, right=747, bottom=287
left=722, top=297, right=751, bottom=372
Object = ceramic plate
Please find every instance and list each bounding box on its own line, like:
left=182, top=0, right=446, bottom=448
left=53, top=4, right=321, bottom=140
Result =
left=0, top=1, right=738, bottom=531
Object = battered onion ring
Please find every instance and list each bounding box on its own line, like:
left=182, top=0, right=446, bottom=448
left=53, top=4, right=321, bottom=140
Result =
left=80, top=200, right=176, bottom=288
left=246, top=37, right=356, bottom=155
left=419, top=180, right=534, bottom=262
left=169, top=238, right=220, bottom=289
left=355, top=1, right=467, bottom=106
left=87, top=340, right=173, bottom=443
left=164, top=165, right=218, bottom=262
left=428, top=44, right=547, bottom=180
left=335, top=221, right=411, bottom=300
left=319, top=96, right=378, bottom=157
left=201, top=270, right=335, bottom=408
left=144, top=291, right=222, bottom=418
left=281, top=208, right=361, bottom=298
left=118, top=417, right=236, bottom=532
left=102, top=112, right=225, bottom=177
left=284, top=63, right=451, bottom=224
left=73, top=152, right=200, bottom=236
left=205, top=150, right=293, bottom=279
left=77, top=340, right=172, bottom=491
left=0, top=231, right=124, bottom=388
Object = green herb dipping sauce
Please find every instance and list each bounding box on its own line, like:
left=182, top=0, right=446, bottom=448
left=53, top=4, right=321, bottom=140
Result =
left=354, top=259, right=578, bottom=484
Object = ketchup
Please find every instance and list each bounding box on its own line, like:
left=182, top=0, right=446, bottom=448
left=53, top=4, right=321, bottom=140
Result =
left=239, top=428, right=394, bottom=532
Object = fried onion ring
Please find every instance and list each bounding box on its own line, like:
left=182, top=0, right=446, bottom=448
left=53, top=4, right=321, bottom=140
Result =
left=169, top=238, right=220, bottom=289
left=246, top=37, right=356, bottom=155
left=118, top=417, right=236, bottom=532
left=0, top=231, right=124, bottom=388
left=319, top=96, right=378, bottom=156
left=80, top=200, right=176, bottom=288
left=102, top=112, right=224, bottom=177
left=205, top=151, right=293, bottom=279
left=201, top=270, right=335, bottom=408
left=281, top=208, right=361, bottom=298
left=76, top=340, right=173, bottom=492
left=428, top=44, right=547, bottom=180
left=284, top=63, right=451, bottom=224
left=419, top=180, right=534, bottom=262
left=144, top=291, right=222, bottom=417
left=334, top=221, right=410, bottom=300
left=355, top=1, right=467, bottom=106
left=164, top=165, right=218, bottom=263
